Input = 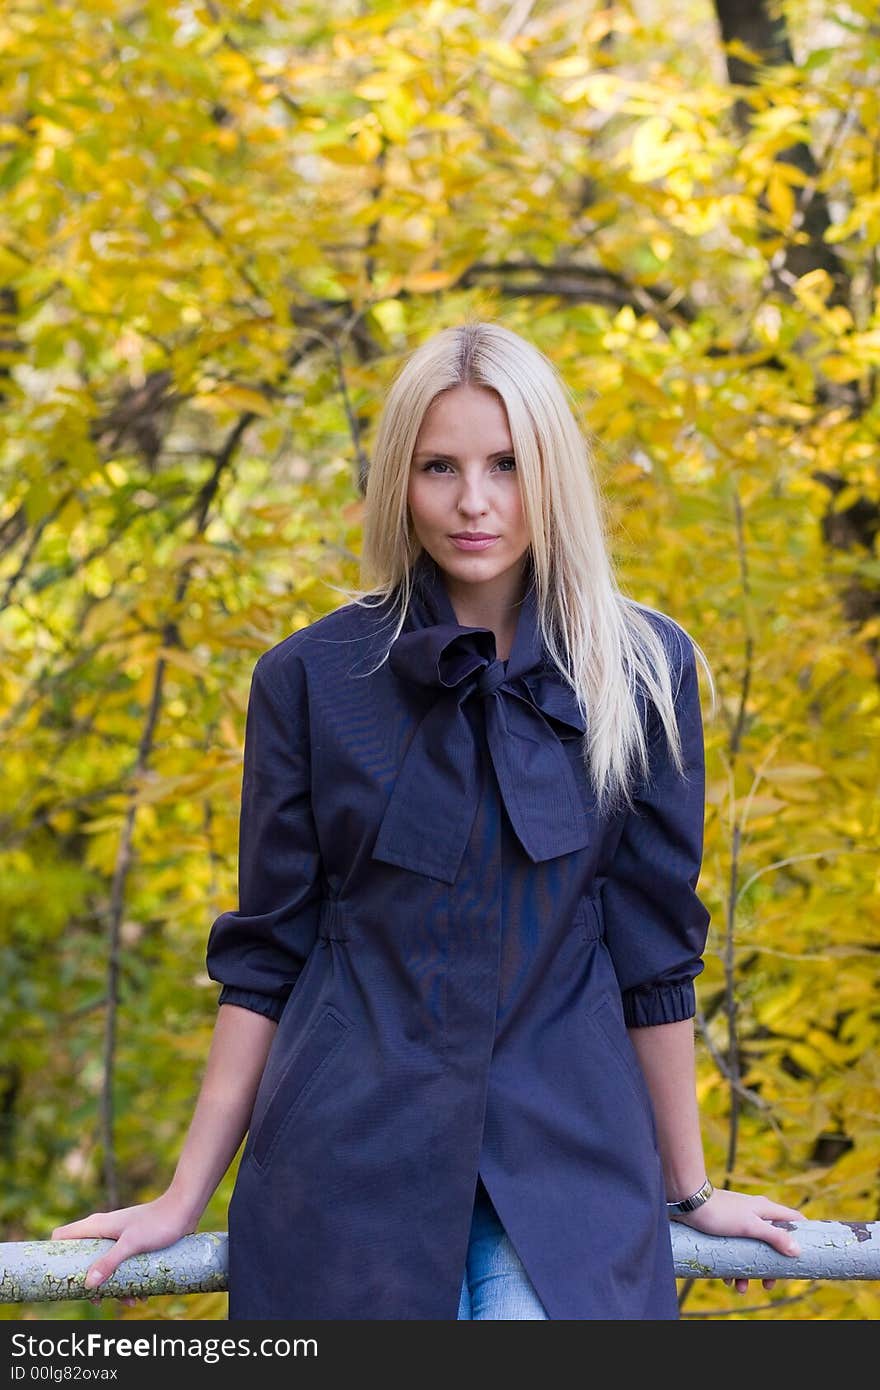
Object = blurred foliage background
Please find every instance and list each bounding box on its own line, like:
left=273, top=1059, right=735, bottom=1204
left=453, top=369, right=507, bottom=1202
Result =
left=1, top=0, right=878, bottom=1321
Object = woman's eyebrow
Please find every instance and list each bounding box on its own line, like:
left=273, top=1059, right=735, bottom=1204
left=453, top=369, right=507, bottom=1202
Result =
left=412, top=449, right=514, bottom=460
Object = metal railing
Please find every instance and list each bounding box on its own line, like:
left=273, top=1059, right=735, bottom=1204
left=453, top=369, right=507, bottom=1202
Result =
left=1, top=1221, right=878, bottom=1305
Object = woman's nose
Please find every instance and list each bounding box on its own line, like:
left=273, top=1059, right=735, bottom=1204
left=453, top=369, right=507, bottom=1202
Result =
left=456, top=476, right=489, bottom=514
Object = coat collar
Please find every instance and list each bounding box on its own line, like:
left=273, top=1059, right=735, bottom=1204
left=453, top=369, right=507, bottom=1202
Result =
left=370, top=553, right=592, bottom=883
left=396, top=549, right=543, bottom=683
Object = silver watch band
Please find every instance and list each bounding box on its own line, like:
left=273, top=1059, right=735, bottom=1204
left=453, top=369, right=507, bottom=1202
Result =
left=666, top=1177, right=714, bottom=1214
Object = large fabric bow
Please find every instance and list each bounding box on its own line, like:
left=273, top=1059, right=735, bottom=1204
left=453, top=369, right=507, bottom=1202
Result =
left=370, top=556, right=591, bottom=884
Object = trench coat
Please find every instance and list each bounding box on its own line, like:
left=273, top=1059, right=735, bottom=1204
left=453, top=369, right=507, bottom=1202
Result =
left=205, top=552, right=711, bottom=1320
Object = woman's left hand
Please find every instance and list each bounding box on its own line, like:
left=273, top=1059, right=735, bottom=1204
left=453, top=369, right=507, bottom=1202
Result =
left=670, top=1188, right=806, bottom=1295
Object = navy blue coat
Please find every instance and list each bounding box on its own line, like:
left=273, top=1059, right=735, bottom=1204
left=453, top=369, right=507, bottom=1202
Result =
left=205, top=553, right=711, bottom=1320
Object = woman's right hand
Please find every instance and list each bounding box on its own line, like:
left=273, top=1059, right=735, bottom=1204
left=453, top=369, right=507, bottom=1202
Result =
left=51, top=1190, right=199, bottom=1301
left=50, top=1005, right=275, bottom=1304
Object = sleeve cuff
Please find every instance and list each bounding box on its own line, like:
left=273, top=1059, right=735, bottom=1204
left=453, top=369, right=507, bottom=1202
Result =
left=622, top=980, right=696, bottom=1028
left=217, top=985, right=286, bottom=1023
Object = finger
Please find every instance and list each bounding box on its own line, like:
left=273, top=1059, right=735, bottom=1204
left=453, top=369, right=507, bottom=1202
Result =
left=750, top=1198, right=806, bottom=1220
left=754, top=1218, right=802, bottom=1258
left=83, top=1235, right=139, bottom=1291
left=732, top=1212, right=802, bottom=1258
left=53, top=1215, right=120, bottom=1241
left=762, top=1279, right=777, bottom=1291
left=734, top=1279, right=749, bottom=1294
left=53, top=1222, right=91, bottom=1239
left=83, top=1264, right=110, bottom=1291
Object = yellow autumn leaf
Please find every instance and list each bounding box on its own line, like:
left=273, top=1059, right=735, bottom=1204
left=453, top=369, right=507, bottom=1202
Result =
left=157, top=647, right=207, bottom=677
left=764, top=764, right=826, bottom=782
left=354, top=78, right=394, bottom=101
left=794, top=268, right=834, bottom=299
left=104, top=460, right=128, bottom=486
left=630, top=116, right=673, bottom=181
left=805, top=1028, right=856, bottom=1066
left=194, top=385, right=274, bottom=415
left=737, top=795, right=789, bottom=817
left=355, top=125, right=383, bottom=161
left=786, top=1041, right=826, bottom=1075
left=81, top=815, right=127, bottom=835
left=621, top=365, right=669, bottom=409
left=404, top=269, right=458, bottom=292
left=766, top=171, right=796, bottom=225
left=754, top=983, right=807, bottom=1029
left=315, top=142, right=367, bottom=165
left=368, top=297, right=406, bottom=336
left=819, top=354, right=862, bottom=381
left=481, top=38, right=526, bottom=70
left=375, top=89, right=419, bottom=141
left=546, top=56, right=592, bottom=78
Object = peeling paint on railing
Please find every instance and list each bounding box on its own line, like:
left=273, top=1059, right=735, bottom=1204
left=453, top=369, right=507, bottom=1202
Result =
left=0, top=1232, right=227, bottom=1304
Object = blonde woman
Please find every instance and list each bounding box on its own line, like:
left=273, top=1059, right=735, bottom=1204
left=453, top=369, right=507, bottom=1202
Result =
left=53, top=321, right=803, bottom=1319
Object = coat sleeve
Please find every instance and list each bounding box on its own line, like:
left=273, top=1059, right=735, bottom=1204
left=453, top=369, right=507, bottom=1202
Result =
left=599, top=621, right=711, bottom=1029
left=205, top=648, right=323, bottom=1023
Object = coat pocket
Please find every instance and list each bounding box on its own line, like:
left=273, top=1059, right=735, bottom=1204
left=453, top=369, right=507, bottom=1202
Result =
left=577, top=894, right=604, bottom=943
left=250, top=1004, right=351, bottom=1170
left=586, top=995, right=658, bottom=1146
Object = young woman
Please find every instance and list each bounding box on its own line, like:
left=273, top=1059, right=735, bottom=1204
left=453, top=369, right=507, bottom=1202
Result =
left=53, top=321, right=803, bottom=1319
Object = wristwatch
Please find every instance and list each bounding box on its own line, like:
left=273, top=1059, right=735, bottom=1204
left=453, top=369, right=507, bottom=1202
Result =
left=666, top=1177, right=714, bottom=1215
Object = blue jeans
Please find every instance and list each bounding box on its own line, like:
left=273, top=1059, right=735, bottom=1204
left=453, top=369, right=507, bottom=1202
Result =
left=456, top=1176, right=549, bottom=1320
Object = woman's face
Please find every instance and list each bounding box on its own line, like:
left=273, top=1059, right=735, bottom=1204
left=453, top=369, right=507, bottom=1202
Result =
left=407, top=384, right=531, bottom=602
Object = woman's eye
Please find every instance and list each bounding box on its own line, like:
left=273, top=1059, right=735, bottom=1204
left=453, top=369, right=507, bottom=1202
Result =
left=420, top=457, right=516, bottom=473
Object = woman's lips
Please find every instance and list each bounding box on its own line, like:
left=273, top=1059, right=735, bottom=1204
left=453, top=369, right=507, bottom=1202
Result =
left=448, top=535, right=499, bottom=551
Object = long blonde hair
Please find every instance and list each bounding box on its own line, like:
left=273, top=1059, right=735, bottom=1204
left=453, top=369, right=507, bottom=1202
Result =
left=335, top=319, right=715, bottom=814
